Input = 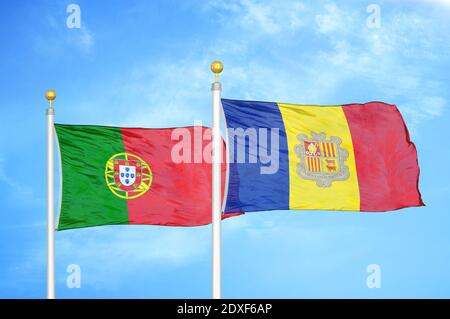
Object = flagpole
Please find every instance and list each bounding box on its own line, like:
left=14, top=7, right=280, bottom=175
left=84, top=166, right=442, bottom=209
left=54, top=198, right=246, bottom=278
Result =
left=211, top=61, right=223, bottom=299
left=45, top=90, right=56, bottom=299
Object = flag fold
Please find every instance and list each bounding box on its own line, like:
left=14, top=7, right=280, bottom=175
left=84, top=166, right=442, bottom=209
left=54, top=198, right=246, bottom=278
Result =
left=222, top=99, right=424, bottom=213
left=55, top=124, right=236, bottom=230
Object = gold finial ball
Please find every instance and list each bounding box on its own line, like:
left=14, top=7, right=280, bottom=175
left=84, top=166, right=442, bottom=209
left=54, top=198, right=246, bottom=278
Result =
left=211, top=61, right=223, bottom=74
left=45, top=90, right=57, bottom=101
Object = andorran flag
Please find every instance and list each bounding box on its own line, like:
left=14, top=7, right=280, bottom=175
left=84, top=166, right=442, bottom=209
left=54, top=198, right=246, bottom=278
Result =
left=55, top=124, right=235, bottom=230
left=222, top=99, right=424, bottom=213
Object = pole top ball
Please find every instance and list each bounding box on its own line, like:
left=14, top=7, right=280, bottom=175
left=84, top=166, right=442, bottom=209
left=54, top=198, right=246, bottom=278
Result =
left=45, top=90, right=57, bottom=101
left=211, top=61, right=223, bottom=75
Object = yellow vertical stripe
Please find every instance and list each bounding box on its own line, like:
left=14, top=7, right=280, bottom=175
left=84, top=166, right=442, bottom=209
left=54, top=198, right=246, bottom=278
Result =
left=278, top=103, right=360, bottom=211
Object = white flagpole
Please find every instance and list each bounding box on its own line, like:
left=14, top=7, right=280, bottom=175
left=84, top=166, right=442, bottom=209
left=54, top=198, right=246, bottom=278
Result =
left=45, top=90, right=56, bottom=299
left=211, top=61, right=223, bottom=299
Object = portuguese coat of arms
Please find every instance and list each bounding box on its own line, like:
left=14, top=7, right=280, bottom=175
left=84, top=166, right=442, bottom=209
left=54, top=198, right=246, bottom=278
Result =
left=114, top=159, right=142, bottom=191
left=294, top=132, right=349, bottom=187
left=105, top=152, right=153, bottom=199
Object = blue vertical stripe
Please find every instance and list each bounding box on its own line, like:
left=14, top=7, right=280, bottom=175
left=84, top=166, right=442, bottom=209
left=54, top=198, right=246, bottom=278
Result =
left=222, top=99, right=289, bottom=213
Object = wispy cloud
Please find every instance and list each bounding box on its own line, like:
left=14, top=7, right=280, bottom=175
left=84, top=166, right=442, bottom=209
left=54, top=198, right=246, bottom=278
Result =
left=315, top=3, right=352, bottom=35
left=2, top=0, right=450, bottom=298
left=75, top=1, right=448, bottom=132
left=32, top=13, right=94, bottom=56
left=74, top=27, right=94, bottom=54
left=205, top=1, right=449, bottom=127
left=206, top=0, right=305, bottom=35
left=418, top=0, right=450, bottom=9
left=402, top=96, right=447, bottom=127
left=119, top=58, right=213, bottom=127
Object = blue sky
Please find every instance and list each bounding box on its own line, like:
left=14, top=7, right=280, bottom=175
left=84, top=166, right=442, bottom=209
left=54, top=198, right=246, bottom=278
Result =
left=0, top=0, right=450, bottom=298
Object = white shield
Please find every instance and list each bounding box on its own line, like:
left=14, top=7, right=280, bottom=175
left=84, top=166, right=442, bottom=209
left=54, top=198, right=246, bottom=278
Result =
left=119, top=165, right=136, bottom=186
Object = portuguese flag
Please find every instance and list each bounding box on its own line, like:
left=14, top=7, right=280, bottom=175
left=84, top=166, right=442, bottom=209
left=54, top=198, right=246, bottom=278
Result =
left=55, top=124, right=234, bottom=230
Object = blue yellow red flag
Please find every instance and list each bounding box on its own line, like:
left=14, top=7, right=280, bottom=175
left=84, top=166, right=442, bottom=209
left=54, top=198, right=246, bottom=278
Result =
left=222, top=99, right=424, bottom=213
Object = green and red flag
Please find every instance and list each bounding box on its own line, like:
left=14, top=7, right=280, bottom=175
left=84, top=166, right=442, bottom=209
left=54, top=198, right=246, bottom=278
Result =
left=55, top=124, right=236, bottom=230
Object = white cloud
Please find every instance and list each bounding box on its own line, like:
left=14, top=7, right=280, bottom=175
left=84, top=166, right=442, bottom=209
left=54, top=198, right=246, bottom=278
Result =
left=75, top=27, right=94, bottom=53
left=97, top=1, right=449, bottom=132
left=418, top=0, right=450, bottom=8
left=206, top=0, right=306, bottom=36
left=65, top=1, right=447, bottom=132
left=32, top=14, right=94, bottom=56
left=204, top=2, right=444, bottom=107
left=113, top=58, right=213, bottom=127
left=315, top=3, right=352, bottom=35
left=424, top=97, right=447, bottom=117
left=402, top=96, right=447, bottom=128
left=310, top=3, right=448, bottom=125
left=30, top=1, right=449, bottom=288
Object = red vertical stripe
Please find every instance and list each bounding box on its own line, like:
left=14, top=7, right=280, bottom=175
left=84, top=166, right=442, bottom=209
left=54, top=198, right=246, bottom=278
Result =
left=342, top=102, right=424, bottom=211
left=308, top=157, right=311, bottom=171
left=322, top=143, right=327, bottom=157
left=317, top=158, right=321, bottom=172
left=120, top=127, right=239, bottom=226
left=326, top=143, right=331, bottom=158
left=331, top=143, right=336, bottom=157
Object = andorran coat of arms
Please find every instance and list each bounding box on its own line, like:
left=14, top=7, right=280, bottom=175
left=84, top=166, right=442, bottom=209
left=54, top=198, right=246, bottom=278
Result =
left=294, top=132, right=349, bottom=187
